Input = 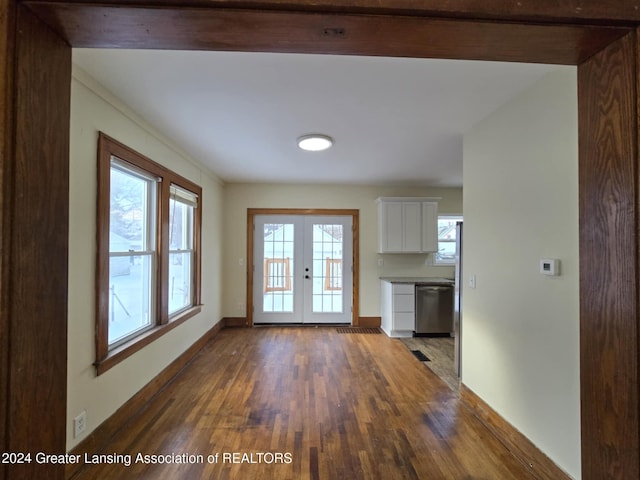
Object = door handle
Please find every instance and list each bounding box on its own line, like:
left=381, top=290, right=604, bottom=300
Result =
left=305, top=275, right=310, bottom=279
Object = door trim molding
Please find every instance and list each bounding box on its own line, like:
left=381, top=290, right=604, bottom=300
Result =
left=247, top=208, right=359, bottom=327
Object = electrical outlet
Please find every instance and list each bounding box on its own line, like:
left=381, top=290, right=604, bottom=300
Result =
left=74, top=411, right=86, bottom=438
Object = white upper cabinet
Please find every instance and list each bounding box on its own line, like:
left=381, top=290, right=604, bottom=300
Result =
left=377, top=197, right=439, bottom=253
left=379, top=201, right=404, bottom=252
left=421, top=201, right=438, bottom=253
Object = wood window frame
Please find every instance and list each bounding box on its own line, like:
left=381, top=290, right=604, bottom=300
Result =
left=95, top=132, right=203, bottom=375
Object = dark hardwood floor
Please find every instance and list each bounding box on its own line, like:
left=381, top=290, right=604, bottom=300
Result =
left=71, top=327, right=535, bottom=479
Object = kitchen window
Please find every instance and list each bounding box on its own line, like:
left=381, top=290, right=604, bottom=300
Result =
left=434, top=215, right=463, bottom=265
left=96, top=133, right=202, bottom=375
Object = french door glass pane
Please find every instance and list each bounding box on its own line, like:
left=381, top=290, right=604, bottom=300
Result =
left=108, top=254, right=153, bottom=345
left=169, top=251, right=192, bottom=315
left=312, top=224, right=343, bottom=313
left=263, top=224, right=294, bottom=313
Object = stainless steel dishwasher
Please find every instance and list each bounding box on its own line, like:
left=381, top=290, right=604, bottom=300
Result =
left=415, top=283, right=454, bottom=336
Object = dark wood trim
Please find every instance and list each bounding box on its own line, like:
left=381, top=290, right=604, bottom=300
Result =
left=23, top=0, right=640, bottom=24
left=95, top=133, right=111, bottom=361
left=246, top=211, right=254, bottom=326
left=67, top=321, right=222, bottom=479
left=223, top=317, right=248, bottom=327
left=193, top=176, right=203, bottom=309
left=95, top=133, right=204, bottom=375
left=95, top=306, right=202, bottom=375
left=352, top=211, right=360, bottom=326
left=358, top=316, right=381, bottom=328
left=578, top=30, right=639, bottom=479
left=158, top=168, right=170, bottom=324
left=0, top=2, right=16, bottom=477
left=24, top=4, right=629, bottom=65
left=0, top=2, right=639, bottom=479
left=460, top=384, right=571, bottom=480
left=6, top=5, right=71, bottom=479
left=246, top=208, right=359, bottom=327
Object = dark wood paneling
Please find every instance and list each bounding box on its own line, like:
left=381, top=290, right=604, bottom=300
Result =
left=7, top=4, right=70, bottom=480
left=21, top=0, right=640, bottom=24
left=25, top=4, right=628, bottom=65
left=0, top=2, right=16, bottom=479
left=460, top=384, right=571, bottom=480
left=578, top=32, right=639, bottom=479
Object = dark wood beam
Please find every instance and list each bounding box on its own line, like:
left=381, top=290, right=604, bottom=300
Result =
left=24, top=3, right=629, bottom=65
left=578, top=30, right=639, bottom=479
left=20, top=0, right=640, bottom=25
left=0, top=2, right=639, bottom=480
left=0, top=2, right=17, bottom=480
left=6, top=5, right=71, bottom=479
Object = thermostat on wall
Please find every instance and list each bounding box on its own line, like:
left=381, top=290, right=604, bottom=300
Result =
left=540, top=258, right=560, bottom=276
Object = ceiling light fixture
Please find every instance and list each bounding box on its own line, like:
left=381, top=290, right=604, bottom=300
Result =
left=297, top=134, right=334, bottom=152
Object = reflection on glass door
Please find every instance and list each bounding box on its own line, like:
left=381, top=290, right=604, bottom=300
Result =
left=253, top=215, right=352, bottom=324
left=262, top=223, right=294, bottom=313
left=311, top=224, right=344, bottom=313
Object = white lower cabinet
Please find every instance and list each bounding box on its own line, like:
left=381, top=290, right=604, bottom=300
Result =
left=380, top=281, right=415, bottom=337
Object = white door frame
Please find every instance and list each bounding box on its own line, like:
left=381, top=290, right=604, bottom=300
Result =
left=247, top=208, right=359, bottom=326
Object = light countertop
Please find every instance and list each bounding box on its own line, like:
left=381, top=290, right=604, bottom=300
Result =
left=380, top=277, right=454, bottom=284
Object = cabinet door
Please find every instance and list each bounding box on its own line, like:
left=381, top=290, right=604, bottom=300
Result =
left=403, top=202, right=422, bottom=252
left=379, top=201, right=403, bottom=252
left=378, top=198, right=439, bottom=253
left=421, top=201, right=438, bottom=252
left=395, top=313, right=415, bottom=331
left=393, top=294, right=415, bottom=312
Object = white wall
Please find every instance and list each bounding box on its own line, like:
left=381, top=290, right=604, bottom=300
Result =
left=67, top=66, right=224, bottom=450
left=462, top=68, right=579, bottom=477
left=223, top=184, right=461, bottom=318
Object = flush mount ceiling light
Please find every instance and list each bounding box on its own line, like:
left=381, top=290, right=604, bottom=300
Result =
left=297, top=134, right=334, bottom=152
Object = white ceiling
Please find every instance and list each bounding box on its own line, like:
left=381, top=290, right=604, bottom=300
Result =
left=72, top=49, right=559, bottom=187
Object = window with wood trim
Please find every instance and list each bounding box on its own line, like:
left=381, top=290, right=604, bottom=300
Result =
left=96, top=133, right=202, bottom=375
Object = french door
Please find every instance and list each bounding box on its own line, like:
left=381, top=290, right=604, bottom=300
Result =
left=253, top=214, right=353, bottom=324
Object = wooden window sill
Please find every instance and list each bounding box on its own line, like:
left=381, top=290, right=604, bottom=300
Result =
left=94, top=305, right=202, bottom=376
